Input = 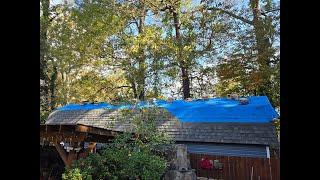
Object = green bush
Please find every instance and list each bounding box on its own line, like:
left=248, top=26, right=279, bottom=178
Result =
left=273, top=118, right=280, bottom=137
left=64, top=133, right=169, bottom=180
left=62, top=168, right=84, bottom=180
left=63, top=108, right=172, bottom=180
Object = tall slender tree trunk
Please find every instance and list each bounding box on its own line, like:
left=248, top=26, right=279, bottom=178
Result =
left=157, top=1, right=191, bottom=99
left=152, top=58, right=160, bottom=98
left=250, top=0, right=273, bottom=96
left=172, top=9, right=191, bottom=99
left=180, top=64, right=191, bottom=99
left=137, top=0, right=146, bottom=101
left=130, top=80, right=138, bottom=99
left=50, top=65, right=58, bottom=110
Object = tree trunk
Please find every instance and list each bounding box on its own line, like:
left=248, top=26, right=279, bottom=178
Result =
left=172, top=9, right=191, bottom=99
left=153, top=59, right=160, bottom=98
left=129, top=78, right=138, bottom=99
left=49, top=65, right=58, bottom=110
left=137, top=0, right=146, bottom=101
left=250, top=0, right=273, bottom=95
left=181, top=65, right=191, bottom=99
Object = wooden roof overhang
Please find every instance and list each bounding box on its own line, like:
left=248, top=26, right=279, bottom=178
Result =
left=40, top=124, right=122, bottom=143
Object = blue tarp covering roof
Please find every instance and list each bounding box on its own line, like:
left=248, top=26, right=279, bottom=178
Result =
left=57, top=96, right=279, bottom=123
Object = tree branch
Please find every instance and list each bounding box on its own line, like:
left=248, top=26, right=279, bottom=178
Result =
left=206, top=7, right=253, bottom=25
left=261, top=8, right=280, bottom=16
left=94, top=85, right=133, bottom=96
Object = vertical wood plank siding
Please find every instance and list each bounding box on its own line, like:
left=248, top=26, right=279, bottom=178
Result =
left=189, top=153, right=280, bottom=180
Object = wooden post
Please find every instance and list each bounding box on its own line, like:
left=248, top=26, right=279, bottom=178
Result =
left=66, top=150, right=77, bottom=167
left=53, top=142, right=68, bottom=166
left=53, top=141, right=78, bottom=168
left=266, top=146, right=270, bottom=159
left=251, top=166, right=254, bottom=180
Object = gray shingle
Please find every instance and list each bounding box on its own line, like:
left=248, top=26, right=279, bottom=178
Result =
left=46, top=108, right=279, bottom=147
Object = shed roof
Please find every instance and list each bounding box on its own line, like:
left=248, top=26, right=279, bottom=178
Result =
left=46, top=107, right=279, bottom=147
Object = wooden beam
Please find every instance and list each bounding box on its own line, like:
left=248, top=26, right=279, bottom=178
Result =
left=75, top=124, right=118, bottom=137
left=66, top=150, right=78, bottom=167
left=40, top=132, right=87, bottom=143
left=85, top=134, right=115, bottom=143
left=42, top=124, right=118, bottom=137
left=40, top=124, right=76, bottom=134
left=53, top=142, right=68, bottom=166
left=53, top=141, right=82, bottom=167
left=40, top=124, right=128, bottom=143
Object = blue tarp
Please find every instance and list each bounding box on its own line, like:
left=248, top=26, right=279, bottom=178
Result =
left=57, top=96, right=279, bottom=123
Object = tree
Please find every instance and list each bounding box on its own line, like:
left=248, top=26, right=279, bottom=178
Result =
left=43, top=0, right=134, bottom=107
left=40, top=0, right=51, bottom=122
left=41, top=0, right=279, bottom=113
left=144, top=0, right=224, bottom=99
left=206, top=0, right=280, bottom=106
left=146, top=0, right=192, bottom=99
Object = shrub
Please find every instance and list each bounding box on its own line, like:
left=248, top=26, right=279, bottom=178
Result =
left=63, top=108, right=172, bottom=180
left=62, top=168, right=84, bottom=180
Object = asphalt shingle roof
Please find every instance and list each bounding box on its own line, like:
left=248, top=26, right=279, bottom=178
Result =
left=46, top=108, right=279, bottom=148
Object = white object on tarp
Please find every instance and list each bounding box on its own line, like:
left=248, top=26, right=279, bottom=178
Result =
left=239, top=97, right=249, bottom=105
left=231, top=93, right=239, bottom=100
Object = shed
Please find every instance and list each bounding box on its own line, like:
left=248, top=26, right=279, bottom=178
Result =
left=42, top=96, right=279, bottom=161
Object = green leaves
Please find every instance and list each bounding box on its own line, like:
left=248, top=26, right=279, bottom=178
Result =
left=273, top=118, right=280, bottom=136
left=63, top=108, right=171, bottom=180
left=62, top=168, right=85, bottom=180
left=41, top=0, right=279, bottom=113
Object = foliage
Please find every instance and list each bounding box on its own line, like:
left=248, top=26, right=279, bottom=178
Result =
left=64, top=142, right=167, bottom=180
left=41, top=0, right=280, bottom=120
left=273, top=118, right=280, bottom=137
left=40, top=110, right=50, bottom=124
left=62, top=168, right=84, bottom=180
left=63, top=108, right=172, bottom=180
left=209, top=0, right=280, bottom=108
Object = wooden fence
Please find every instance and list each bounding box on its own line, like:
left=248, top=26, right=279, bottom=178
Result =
left=189, top=153, right=280, bottom=180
